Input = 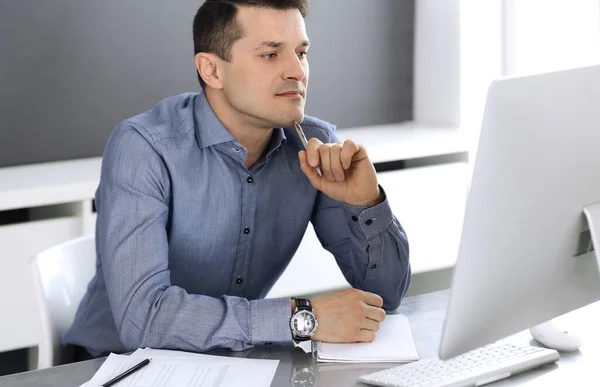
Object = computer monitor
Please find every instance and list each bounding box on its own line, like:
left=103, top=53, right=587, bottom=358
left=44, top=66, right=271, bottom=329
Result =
left=439, top=64, right=600, bottom=359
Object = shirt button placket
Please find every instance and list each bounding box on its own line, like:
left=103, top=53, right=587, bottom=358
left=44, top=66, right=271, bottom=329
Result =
left=238, top=175, right=254, bottom=291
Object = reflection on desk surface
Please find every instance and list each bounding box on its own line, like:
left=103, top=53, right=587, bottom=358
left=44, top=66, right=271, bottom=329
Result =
left=2, top=290, right=600, bottom=387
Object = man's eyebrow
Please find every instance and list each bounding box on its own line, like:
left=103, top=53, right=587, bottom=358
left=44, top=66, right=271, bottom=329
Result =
left=254, top=40, right=310, bottom=50
left=254, top=41, right=283, bottom=50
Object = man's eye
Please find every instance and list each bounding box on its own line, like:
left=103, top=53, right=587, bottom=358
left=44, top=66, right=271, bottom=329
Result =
left=263, top=53, right=277, bottom=59
left=298, top=52, right=308, bottom=58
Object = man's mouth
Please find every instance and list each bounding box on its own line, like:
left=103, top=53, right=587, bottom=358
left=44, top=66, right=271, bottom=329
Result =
left=276, top=91, right=303, bottom=99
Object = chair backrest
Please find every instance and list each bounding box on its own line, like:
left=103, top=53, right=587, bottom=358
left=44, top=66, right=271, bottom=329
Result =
left=30, top=235, right=96, bottom=369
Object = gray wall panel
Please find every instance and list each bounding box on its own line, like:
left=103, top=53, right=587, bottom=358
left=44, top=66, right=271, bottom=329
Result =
left=0, top=0, right=413, bottom=167
left=305, top=0, right=414, bottom=129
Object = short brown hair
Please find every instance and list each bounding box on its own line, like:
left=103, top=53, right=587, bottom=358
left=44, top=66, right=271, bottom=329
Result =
left=193, top=0, right=310, bottom=87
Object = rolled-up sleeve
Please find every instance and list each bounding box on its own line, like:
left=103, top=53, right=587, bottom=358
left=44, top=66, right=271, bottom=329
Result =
left=97, top=124, right=292, bottom=352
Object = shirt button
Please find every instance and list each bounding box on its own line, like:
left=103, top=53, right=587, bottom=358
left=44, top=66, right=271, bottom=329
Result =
left=365, top=219, right=373, bottom=226
left=233, top=148, right=241, bottom=152
left=236, top=277, right=243, bottom=284
left=371, top=264, right=378, bottom=269
left=351, top=216, right=359, bottom=222
left=244, top=227, right=250, bottom=234
left=247, top=176, right=254, bottom=184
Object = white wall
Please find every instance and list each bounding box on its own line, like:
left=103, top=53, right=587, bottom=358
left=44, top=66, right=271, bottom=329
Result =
left=459, top=0, right=504, bottom=152
left=413, top=0, right=461, bottom=126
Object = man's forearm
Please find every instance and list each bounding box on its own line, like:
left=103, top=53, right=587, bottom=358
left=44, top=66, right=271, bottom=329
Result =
left=351, top=216, right=411, bottom=310
left=112, top=283, right=294, bottom=352
left=315, top=192, right=411, bottom=310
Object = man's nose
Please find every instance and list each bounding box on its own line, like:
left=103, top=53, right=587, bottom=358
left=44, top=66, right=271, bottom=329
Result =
left=283, top=55, right=307, bottom=82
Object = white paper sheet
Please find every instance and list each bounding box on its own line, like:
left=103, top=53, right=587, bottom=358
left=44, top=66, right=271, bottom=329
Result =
left=315, top=314, right=419, bottom=363
left=83, top=351, right=278, bottom=387
left=131, top=348, right=268, bottom=363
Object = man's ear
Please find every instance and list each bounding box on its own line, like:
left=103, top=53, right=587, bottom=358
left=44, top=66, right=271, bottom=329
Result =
left=195, top=53, right=224, bottom=89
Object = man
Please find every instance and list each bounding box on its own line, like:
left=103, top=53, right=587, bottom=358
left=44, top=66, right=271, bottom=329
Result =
left=64, top=0, right=411, bottom=358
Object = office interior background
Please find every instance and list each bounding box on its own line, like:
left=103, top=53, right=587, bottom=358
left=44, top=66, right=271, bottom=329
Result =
left=1, top=0, right=599, bottom=377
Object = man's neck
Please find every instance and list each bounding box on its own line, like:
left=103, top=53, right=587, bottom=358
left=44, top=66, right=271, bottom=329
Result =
left=205, top=90, right=273, bottom=169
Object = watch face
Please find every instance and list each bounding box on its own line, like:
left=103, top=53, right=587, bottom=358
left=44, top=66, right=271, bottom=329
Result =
left=291, top=310, right=317, bottom=336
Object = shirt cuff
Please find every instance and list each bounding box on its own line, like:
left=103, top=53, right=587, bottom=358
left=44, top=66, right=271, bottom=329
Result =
left=340, top=185, right=395, bottom=240
left=250, top=297, right=293, bottom=345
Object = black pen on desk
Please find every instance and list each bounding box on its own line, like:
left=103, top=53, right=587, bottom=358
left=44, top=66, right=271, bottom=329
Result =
left=102, top=358, right=152, bottom=387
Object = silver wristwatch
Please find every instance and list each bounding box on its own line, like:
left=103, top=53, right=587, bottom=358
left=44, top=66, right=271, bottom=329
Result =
left=290, top=298, right=318, bottom=342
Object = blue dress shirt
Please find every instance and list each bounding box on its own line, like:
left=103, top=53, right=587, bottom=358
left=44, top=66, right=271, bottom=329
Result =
left=63, top=91, right=411, bottom=356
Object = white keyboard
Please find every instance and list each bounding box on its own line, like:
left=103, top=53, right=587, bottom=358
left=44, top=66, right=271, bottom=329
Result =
left=357, top=343, right=559, bottom=387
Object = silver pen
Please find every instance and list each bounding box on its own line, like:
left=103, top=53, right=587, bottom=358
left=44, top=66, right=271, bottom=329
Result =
left=294, top=121, right=323, bottom=176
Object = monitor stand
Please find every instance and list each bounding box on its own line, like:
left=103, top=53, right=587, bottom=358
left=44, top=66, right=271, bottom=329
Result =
left=583, top=201, right=600, bottom=270
left=528, top=202, right=600, bottom=352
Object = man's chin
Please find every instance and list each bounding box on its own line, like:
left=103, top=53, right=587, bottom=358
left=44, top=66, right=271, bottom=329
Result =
left=289, top=112, right=305, bottom=125
left=270, top=112, right=305, bottom=128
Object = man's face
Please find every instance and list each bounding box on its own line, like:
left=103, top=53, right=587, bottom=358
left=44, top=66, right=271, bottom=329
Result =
left=220, top=7, right=309, bottom=128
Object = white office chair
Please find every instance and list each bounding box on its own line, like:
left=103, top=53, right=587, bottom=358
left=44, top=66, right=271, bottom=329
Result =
left=30, top=235, right=96, bottom=369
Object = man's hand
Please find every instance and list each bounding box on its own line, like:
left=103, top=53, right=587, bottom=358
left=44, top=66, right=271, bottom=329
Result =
left=310, top=288, right=386, bottom=343
left=298, top=139, right=383, bottom=207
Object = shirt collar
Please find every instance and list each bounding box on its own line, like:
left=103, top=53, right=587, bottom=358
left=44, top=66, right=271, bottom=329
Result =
left=193, top=91, right=237, bottom=149
left=264, top=126, right=287, bottom=159
left=193, top=90, right=288, bottom=152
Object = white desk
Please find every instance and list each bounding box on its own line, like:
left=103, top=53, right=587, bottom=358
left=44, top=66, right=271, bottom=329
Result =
left=3, top=290, right=599, bottom=387
left=0, top=158, right=101, bottom=213
left=337, top=122, right=468, bottom=164
left=0, top=158, right=101, bottom=353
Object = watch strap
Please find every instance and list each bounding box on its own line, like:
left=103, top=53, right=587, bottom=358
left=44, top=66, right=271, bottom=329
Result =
left=294, top=298, right=312, bottom=311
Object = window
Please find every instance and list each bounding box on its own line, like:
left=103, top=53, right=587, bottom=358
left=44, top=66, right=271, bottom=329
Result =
left=459, top=0, right=600, bottom=156
left=505, top=0, right=600, bottom=76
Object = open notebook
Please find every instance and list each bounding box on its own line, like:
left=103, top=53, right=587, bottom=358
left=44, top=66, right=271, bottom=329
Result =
left=311, top=314, right=419, bottom=363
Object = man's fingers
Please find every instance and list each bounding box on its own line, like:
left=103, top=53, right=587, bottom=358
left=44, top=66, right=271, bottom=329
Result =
left=340, top=139, right=359, bottom=169
left=306, top=138, right=323, bottom=168
left=360, top=291, right=384, bottom=308
left=298, top=151, right=322, bottom=188
left=306, top=138, right=367, bottom=174
left=347, top=288, right=384, bottom=307
left=364, top=305, right=386, bottom=323
left=361, top=317, right=380, bottom=332
left=355, top=329, right=376, bottom=343
left=318, top=144, right=334, bottom=182
left=329, top=143, right=345, bottom=181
